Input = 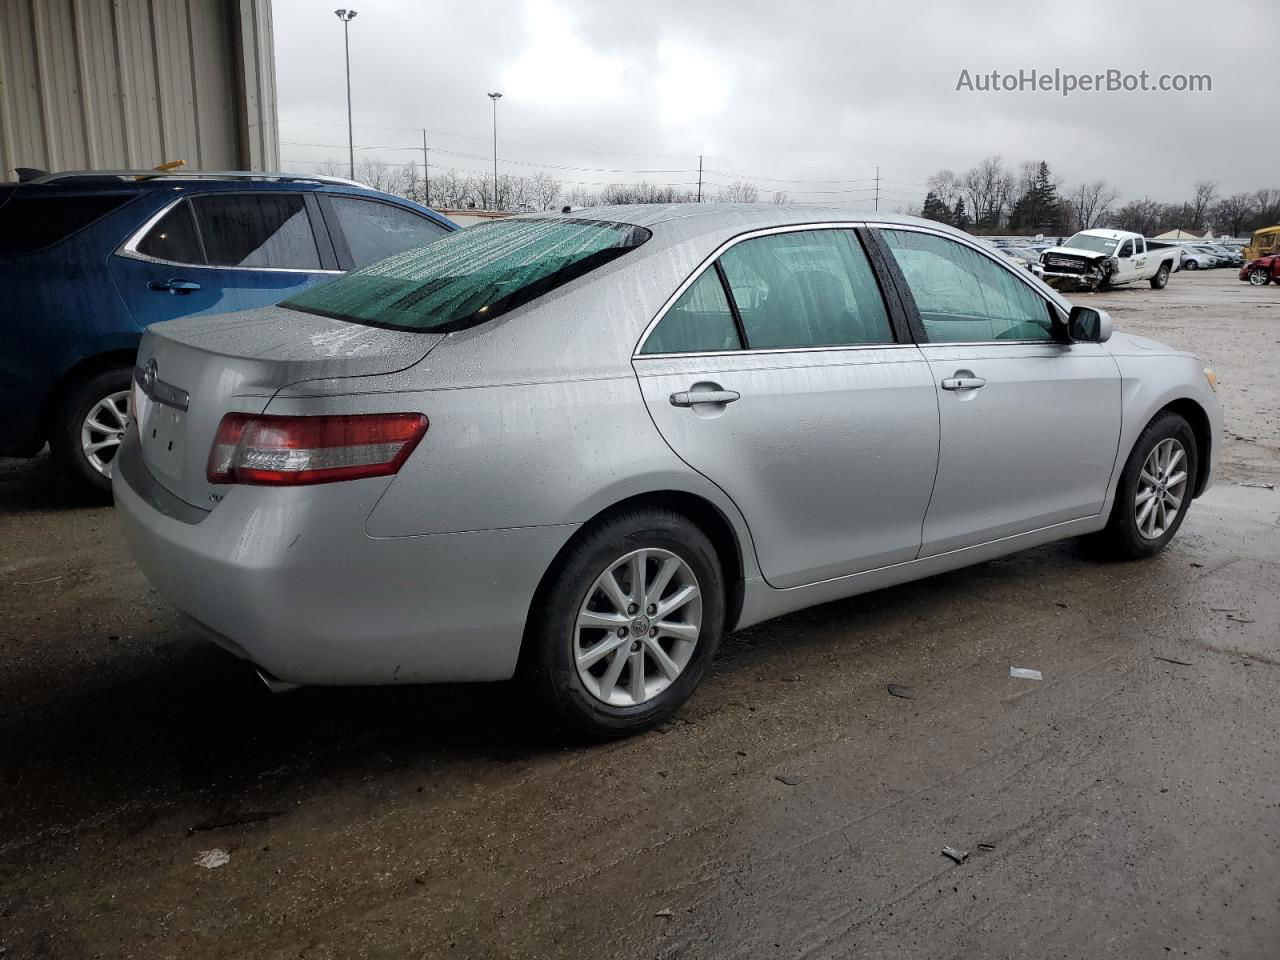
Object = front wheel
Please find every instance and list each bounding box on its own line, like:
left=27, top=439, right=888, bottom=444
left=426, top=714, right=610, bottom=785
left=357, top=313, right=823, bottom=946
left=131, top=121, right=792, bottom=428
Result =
left=1183, top=259, right=1199, bottom=271
left=524, top=508, right=725, bottom=738
left=1096, top=412, right=1198, bottom=560
left=1149, top=264, right=1170, bottom=289
left=1249, top=268, right=1271, bottom=286
left=49, top=367, right=133, bottom=499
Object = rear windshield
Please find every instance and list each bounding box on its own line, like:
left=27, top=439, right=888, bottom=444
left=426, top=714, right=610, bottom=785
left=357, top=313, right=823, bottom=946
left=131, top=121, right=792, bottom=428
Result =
left=283, top=217, right=651, bottom=332
left=0, top=193, right=134, bottom=256
left=1061, top=233, right=1118, bottom=254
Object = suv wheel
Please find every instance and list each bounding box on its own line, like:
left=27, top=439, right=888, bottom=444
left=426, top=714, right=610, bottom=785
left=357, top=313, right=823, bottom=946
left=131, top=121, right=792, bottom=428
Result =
left=50, top=368, right=132, bottom=499
left=1096, top=412, right=1197, bottom=560
left=525, top=508, right=725, bottom=738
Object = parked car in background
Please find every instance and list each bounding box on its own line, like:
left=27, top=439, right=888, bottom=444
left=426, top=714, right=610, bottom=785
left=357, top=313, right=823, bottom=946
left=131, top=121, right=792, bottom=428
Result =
left=114, top=206, right=1221, bottom=738
left=1190, top=245, right=1224, bottom=267
left=1179, top=247, right=1217, bottom=271
left=1034, top=229, right=1181, bottom=291
left=1243, top=225, right=1280, bottom=262
left=1207, top=244, right=1243, bottom=267
left=0, top=171, right=455, bottom=494
left=1240, top=254, right=1280, bottom=285
left=983, top=239, right=1029, bottom=270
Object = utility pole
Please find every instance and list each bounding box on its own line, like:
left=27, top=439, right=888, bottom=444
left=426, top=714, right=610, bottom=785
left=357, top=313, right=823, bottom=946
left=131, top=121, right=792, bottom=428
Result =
left=487, top=92, right=502, bottom=210
left=696, top=155, right=702, bottom=203
left=421, top=129, right=430, bottom=206
left=874, top=165, right=880, bottom=212
left=334, top=9, right=358, bottom=180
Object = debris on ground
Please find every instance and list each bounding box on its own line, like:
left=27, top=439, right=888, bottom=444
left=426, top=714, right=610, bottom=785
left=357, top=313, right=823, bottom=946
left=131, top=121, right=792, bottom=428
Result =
left=977, top=842, right=996, bottom=851
left=194, top=849, right=230, bottom=870
left=1189, top=562, right=1205, bottom=568
left=1225, top=615, right=1256, bottom=624
left=654, top=909, right=674, bottom=919
left=1241, top=482, right=1275, bottom=490
left=1009, top=667, right=1043, bottom=681
left=1210, top=607, right=1238, bottom=612
left=1154, top=655, right=1194, bottom=666
left=942, top=846, right=969, bottom=864
left=775, top=774, right=805, bottom=786
left=886, top=683, right=914, bottom=700
left=187, top=811, right=285, bottom=836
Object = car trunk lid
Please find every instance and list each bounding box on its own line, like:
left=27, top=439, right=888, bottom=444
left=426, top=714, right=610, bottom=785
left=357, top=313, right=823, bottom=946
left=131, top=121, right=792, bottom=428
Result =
left=133, top=305, right=443, bottom=507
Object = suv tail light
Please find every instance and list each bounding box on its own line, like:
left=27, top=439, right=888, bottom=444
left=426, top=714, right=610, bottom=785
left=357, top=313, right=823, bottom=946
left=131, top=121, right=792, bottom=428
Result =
left=207, top=412, right=428, bottom=486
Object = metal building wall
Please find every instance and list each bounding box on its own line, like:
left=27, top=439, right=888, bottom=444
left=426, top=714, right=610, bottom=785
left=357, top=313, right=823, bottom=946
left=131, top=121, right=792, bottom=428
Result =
left=0, top=0, right=279, bottom=178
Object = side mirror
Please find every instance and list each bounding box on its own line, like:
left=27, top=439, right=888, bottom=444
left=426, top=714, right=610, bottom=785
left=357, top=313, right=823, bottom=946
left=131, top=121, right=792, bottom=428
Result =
left=1066, top=305, right=1112, bottom=343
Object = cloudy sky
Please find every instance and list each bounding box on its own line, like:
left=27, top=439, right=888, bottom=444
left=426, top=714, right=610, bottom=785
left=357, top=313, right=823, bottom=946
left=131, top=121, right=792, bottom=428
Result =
left=274, top=0, right=1275, bottom=209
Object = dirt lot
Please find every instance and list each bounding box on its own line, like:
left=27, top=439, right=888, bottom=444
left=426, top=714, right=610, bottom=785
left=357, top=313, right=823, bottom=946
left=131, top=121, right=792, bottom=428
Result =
left=1, top=269, right=1277, bottom=959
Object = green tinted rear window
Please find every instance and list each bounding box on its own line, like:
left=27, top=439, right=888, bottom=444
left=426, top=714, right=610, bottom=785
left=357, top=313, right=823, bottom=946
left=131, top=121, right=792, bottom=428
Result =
left=283, top=217, right=650, bottom=332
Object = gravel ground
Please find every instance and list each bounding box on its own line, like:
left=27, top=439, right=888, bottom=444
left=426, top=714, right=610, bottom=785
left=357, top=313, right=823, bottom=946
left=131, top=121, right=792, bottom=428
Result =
left=1, top=267, right=1277, bottom=959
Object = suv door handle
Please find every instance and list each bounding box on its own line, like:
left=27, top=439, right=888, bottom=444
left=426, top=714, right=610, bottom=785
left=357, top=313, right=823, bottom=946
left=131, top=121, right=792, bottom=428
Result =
left=670, top=387, right=741, bottom=407
left=940, top=375, right=987, bottom=391
left=148, top=278, right=201, bottom=295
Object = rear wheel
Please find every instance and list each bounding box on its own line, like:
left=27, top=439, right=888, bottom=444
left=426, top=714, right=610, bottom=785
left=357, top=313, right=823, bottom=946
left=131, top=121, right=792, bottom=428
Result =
left=49, top=367, right=132, bottom=499
left=1249, top=268, right=1271, bottom=286
left=1149, top=264, right=1170, bottom=289
left=1096, top=411, right=1197, bottom=560
left=525, top=508, right=725, bottom=738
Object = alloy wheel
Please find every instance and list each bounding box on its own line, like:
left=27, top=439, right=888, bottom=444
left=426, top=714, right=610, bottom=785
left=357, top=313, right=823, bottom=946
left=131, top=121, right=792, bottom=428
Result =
left=80, top=389, right=131, bottom=478
left=1134, top=437, right=1188, bottom=540
left=1250, top=269, right=1268, bottom=286
left=573, top=548, right=702, bottom=707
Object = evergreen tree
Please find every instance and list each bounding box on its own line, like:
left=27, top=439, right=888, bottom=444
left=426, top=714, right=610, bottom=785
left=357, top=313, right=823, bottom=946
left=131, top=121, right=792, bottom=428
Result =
left=951, top=198, right=971, bottom=231
left=921, top=190, right=952, bottom=224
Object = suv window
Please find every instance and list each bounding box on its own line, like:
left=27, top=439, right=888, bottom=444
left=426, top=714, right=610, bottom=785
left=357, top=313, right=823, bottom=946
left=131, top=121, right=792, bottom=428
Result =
left=284, top=217, right=650, bottom=332
left=330, top=197, right=450, bottom=267
left=137, top=200, right=204, bottom=264
left=881, top=229, right=1053, bottom=343
left=189, top=194, right=321, bottom=269
left=641, top=269, right=741, bottom=354
left=717, top=230, right=893, bottom=349
left=0, top=193, right=133, bottom=256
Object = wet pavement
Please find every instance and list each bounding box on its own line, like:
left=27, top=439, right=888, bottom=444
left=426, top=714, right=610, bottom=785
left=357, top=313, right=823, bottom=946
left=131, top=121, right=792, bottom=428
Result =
left=1, top=270, right=1277, bottom=958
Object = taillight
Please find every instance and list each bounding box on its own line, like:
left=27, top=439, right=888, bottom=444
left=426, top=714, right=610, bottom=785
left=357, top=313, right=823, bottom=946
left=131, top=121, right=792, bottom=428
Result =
left=207, top=412, right=428, bottom=486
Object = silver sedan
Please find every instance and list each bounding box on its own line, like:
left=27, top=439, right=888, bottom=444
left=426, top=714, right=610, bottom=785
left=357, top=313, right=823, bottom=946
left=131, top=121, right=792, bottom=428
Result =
left=114, top=206, right=1222, bottom=737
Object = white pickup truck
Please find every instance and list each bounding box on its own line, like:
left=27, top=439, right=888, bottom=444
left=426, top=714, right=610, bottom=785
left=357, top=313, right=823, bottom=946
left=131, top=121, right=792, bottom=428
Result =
left=1033, top=228, right=1182, bottom=292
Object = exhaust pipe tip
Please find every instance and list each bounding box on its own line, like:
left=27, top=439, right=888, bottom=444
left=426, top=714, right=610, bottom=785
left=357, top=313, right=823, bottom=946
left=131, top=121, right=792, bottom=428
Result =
left=255, top=667, right=302, bottom=694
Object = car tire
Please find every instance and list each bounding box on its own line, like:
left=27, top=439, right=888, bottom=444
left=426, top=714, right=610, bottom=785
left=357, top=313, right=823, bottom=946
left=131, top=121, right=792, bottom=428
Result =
left=1097, top=411, right=1198, bottom=561
left=1184, top=259, right=1198, bottom=271
left=1149, top=264, right=1170, bottom=289
left=49, top=367, right=133, bottom=500
left=1249, top=268, right=1270, bottom=286
left=524, top=507, right=725, bottom=739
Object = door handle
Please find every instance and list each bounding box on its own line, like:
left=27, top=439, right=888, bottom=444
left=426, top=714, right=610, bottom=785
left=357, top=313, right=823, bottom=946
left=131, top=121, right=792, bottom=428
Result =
left=940, top=375, right=987, bottom=391
left=670, top=387, right=741, bottom=407
left=148, top=278, right=201, bottom=295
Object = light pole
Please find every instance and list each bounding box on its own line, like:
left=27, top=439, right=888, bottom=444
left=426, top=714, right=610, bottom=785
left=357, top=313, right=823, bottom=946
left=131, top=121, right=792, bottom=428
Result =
left=487, top=92, right=502, bottom=209
left=335, top=9, right=358, bottom=179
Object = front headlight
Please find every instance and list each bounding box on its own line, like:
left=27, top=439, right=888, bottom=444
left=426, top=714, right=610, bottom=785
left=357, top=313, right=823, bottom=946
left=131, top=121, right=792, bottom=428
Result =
left=1203, top=367, right=1218, bottom=392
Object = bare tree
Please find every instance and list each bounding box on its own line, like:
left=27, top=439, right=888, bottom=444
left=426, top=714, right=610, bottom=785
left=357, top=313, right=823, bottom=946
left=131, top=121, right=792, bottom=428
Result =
left=961, top=156, right=1013, bottom=230
left=716, top=181, right=759, bottom=203
left=926, top=169, right=961, bottom=208
left=1067, top=180, right=1120, bottom=230
left=1189, top=180, right=1218, bottom=230
left=1212, top=193, right=1254, bottom=239
left=772, top=190, right=790, bottom=204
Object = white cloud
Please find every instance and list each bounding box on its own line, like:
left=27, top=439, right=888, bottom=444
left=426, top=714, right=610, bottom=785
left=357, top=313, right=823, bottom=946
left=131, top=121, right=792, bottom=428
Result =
left=502, top=0, right=627, bottom=104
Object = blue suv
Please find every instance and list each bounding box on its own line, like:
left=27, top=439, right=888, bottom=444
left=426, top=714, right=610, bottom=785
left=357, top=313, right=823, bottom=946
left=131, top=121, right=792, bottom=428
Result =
left=0, top=171, right=455, bottom=495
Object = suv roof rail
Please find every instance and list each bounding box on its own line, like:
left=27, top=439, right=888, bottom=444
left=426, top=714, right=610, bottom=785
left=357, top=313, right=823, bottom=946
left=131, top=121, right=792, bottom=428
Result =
left=30, top=170, right=367, bottom=188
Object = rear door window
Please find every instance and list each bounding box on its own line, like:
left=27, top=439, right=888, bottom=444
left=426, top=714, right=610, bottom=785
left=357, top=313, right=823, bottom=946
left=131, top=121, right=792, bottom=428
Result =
left=716, top=229, right=894, bottom=349
left=329, top=196, right=450, bottom=267
left=189, top=193, right=321, bottom=269
left=284, top=217, right=650, bottom=332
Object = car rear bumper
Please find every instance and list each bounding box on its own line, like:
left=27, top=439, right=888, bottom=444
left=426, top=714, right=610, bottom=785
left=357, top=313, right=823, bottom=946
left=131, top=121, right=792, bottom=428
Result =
left=113, top=430, right=577, bottom=686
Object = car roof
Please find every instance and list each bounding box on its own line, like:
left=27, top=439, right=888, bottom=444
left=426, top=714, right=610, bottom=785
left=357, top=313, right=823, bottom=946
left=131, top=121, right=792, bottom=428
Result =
left=522, top=203, right=984, bottom=248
